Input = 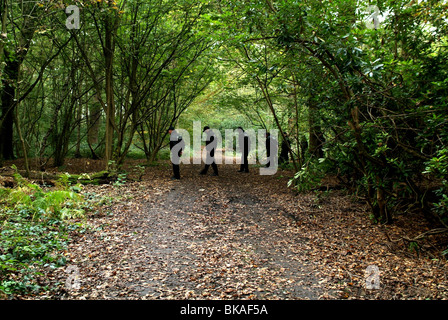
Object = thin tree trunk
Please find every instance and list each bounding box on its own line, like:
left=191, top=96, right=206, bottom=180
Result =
left=103, top=11, right=118, bottom=170
left=13, top=103, right=30, bottom=177
left=308, top=98, right=324, bottom=158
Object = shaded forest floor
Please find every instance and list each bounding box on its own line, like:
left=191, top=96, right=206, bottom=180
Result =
left=3, top=158, right=448, bottom=299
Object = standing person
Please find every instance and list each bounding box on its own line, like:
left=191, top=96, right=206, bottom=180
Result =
left=265, top=131, right=278, bottom=168
left=237, top=127, right=250, bottom=173
left=168, top=126, right=185, bottom=180
left=200, top=126, right=219, bottom=176
left=279, top=133, right=291, bottom=166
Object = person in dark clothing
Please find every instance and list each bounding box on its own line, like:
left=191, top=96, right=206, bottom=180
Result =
left=265, top=132, right=278, bottom=168
left=200, top=126, right=219, bottom=176
left=237, top=127, right=250, bottom=173
left=168, top=126, right=185, bottom=180
left=279, top=133, right=291, bottom=166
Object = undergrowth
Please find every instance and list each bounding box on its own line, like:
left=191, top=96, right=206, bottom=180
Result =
left=0, top=167, right=95, bottom=298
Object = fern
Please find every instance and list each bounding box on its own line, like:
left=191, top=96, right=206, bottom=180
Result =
left=1, top=172, right=85, bottom=222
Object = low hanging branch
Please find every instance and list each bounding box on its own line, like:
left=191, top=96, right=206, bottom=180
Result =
left=384, top=226, right=448, bottom=244
left=404, top=228, right=448, bottom=242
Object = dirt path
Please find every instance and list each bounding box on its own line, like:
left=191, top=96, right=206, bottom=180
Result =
left=60, top=164, right=323, bottom=299
left=55, top=162, right=448, bottom=300
left=133, top=174, right=322, bottom=299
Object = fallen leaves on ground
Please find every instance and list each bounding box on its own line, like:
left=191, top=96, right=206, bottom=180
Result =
left=13, top=159, right=448, bottom=300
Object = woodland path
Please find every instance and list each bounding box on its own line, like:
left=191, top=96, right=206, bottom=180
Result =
left=53, top=161, right=448, bottom=300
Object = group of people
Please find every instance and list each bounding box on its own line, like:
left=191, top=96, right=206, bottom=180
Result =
left=168, top=126, right=288, bottom=180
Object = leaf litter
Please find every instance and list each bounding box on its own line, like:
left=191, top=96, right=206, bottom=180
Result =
left=18, top=160, right=448, bottom=300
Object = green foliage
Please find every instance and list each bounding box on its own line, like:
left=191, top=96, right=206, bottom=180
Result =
left=2, top=185, right=84, bottom=221
left=424, top=148, right=448, bottom=225
left=288, top=159, right=328, bottom=193
left=131, top=165, right=145, bottom=181
left=113, top=173, right=127, bottom=188
left=10, top=165, right=26, bottom=186
left=0, top=171, right=87, bottom=297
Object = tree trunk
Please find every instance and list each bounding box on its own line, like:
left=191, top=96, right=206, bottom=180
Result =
left=13, top=103, right=30, bottom=177
left=308, top=98, right=324, bottom=158
left=0, top=0, right=36, bottom=161
left=0, top=52, right=19, bottom=160
left=86, top=97, right=101, bottom=159
left=74, top=102, right=83, bottom=159
left=104, top=14, right=117, bottom=170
